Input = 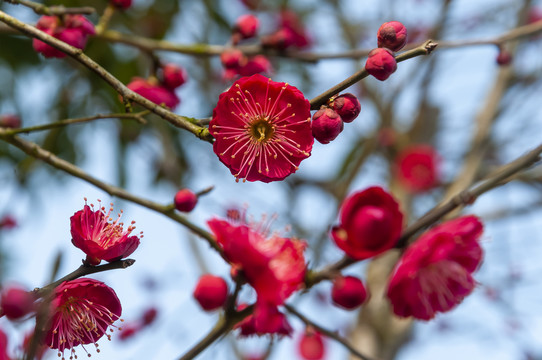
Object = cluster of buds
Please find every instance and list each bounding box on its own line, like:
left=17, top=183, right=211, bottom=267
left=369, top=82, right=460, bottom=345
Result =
left=311, top=93, right=361, bottom=144
left=221, top=14, right=272, bottom=79
left=33, top=15, right=95, bottom=58
left=365, top=21, right=407, bottom=81
left=126, top=63, right=187, bottom=109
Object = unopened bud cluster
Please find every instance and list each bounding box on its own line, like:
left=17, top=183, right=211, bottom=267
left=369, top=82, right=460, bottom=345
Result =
left=311, top=93, right=361, bottom=144
left=365, top=21, right=407, bottom=81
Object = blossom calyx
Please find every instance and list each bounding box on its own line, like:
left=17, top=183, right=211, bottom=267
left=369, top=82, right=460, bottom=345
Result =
left=193, top=274, right=228, bottom=311
left=365, top=48, right=397, bottom=81
left=311, top=108, right=344, bottom=144
left=332, top=187, right=403, bottom=260
left=377, top=21, right=407, bottom=52
left=331, top=275, right=368, bottom=310
left=329, top=93, right=361, bottom=123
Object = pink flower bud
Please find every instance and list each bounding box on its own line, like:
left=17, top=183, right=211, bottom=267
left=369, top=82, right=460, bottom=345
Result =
left=298, top=328, right=325, bottom=360
left=311, top=108, right=343, bottom=144
left=329, top=93, right=361, bottom=123
left=377, top=21, right=408, bottom=52
left=126, top=77, right=180, bottom=109
left=331, top=275, right=368, bottom=310
left=174, top=189, right=198, bottom=212
left=0, top=285, right=36, bottom=320
left=220, top=49, right=247, bottom=70
left=238, top=55, right=272, bottom=76
left=0, top=114, right=21, bottom=129
left=496, top=49, right=512, bottom=66
left=141, top=307, right=158, bottom=326
left=118, top=324, right=140, bottom=341
left=110, top=0, right=132, bottom=9
left=161, top=63, right=187, bottom=89
left=365, top=48, right=397, bottom=81
left=193, top=274, right=228, bottom=311
left=234, top=14, right=259, bottom=39
left=395, top=144, right=440, bottom=192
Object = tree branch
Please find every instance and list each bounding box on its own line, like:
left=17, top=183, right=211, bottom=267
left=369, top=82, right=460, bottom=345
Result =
left=4, top=0, right=95, bottom=16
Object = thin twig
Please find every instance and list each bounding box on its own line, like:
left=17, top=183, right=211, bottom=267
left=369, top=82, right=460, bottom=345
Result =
left=0, top=131, right=223, bottom=255
left=3, top=111, right=149, bottom=135
left=284, top=304, right=375, bottom=360
left=5, top=0, right=95, bottom=15
left=0, top=11, right=213, bottom=142
left=308, top=40, right=438, bottom=110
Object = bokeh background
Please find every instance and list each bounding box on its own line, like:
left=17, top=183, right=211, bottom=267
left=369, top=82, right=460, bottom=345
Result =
left=1, top=0, right=542, bottom=359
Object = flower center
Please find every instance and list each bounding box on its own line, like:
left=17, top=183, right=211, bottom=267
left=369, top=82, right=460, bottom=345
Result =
left=250, top=118, right=275, bottom=143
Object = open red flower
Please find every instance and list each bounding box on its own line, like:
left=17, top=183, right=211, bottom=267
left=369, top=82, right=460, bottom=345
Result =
left=395, top=144, right=440, bottom=192
left=45, top=278, right=122, bottom=358
left=70, top=199, right=141, bottom=265
left=387, top=216, right=483, bottom=320
left=126, top=77, right=180, bottom=109
left=332, top=187, right=403, bottom=260
left=210, top=74, right=313, bottom=182
left=33, top=15, right=95, bottom=58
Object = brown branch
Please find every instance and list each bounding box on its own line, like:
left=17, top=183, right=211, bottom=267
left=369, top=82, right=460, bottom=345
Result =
left=308, top=40, right=438, bottom=110
left=3, top=111, right=149, bottom=135
left=4, top=0, right=95, bottom=15
left=0, top=11, right=213, bottom=142
left=33, top=259, right=135, bottom=298
left=284, top=304, right=375, bottom=360
left=0, top=131, right=223, bottom=255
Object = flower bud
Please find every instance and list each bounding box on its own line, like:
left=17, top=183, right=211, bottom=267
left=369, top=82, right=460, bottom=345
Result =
left=33, top=15, right=95, bottom=58
left=162, top=64, right=187, bottom=89
left=193, top=274, right=228, bottom=311
left=496, top=49, right=512, bottom=66
left=234, top=14, right=259, bottom=39
left=118, top=324, right=140, bottom=341
left=377, top=21, right=408, bottom=52
left=365, top=48, right=397, bottom=81
left=110, top=0, right=132, bottom=9
left=331, top=275, right=367, bottom=310
left=141, top=307, right=158, bottom=326
left=0, top=114, right=21, bottom=129
left=220, top=49, right=247, bottom=70
left=174, top=189, right=198, bottom=212
left=298, top=328, right=325, bottom=360
left=0, top=285, right=36, bottom=320
left=238, top=55, right=272, bottom=76
left=311, top=108, right=343, bottom=144
left=329, top=93, right=361, bottom=123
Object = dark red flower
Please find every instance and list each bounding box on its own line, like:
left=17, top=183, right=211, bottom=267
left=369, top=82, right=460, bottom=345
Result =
left=210, top=74, right=313, bottom=182
left=193, top=274, right=228, bottom=311
left=0, top=285, right=36, bottom=320
left=331, top=275, right=368, bottom=310
left=365, top=48, right=397, bottom=81
left=110, top=0, right=132, bottom=9
left=126, top=77, right=180, bottom=109
left=387, top=216, right=484, bottom=320
left=208, top=216, right=306, bottom=306
left=161, top=64, right=187, bottom=89
left=70, top=199, right=141, bottom=265
left=332, top=187, right=403, bottom=260
left=174, top=189, right=198, bottom=212
left=395, top=144, right=440, bottom=192
left=44, top=278, right=122, bottom=357
left=33, top=15, right=95, bottom=58
left=298, top=328, right=325, bottom=360
left=377, top=21, right=408, bottom=52
left=311, top=108, right=344, bottom=144
left=329, top=93, right=361, bottom=123
left=141, top=307, right=158, bottom=326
